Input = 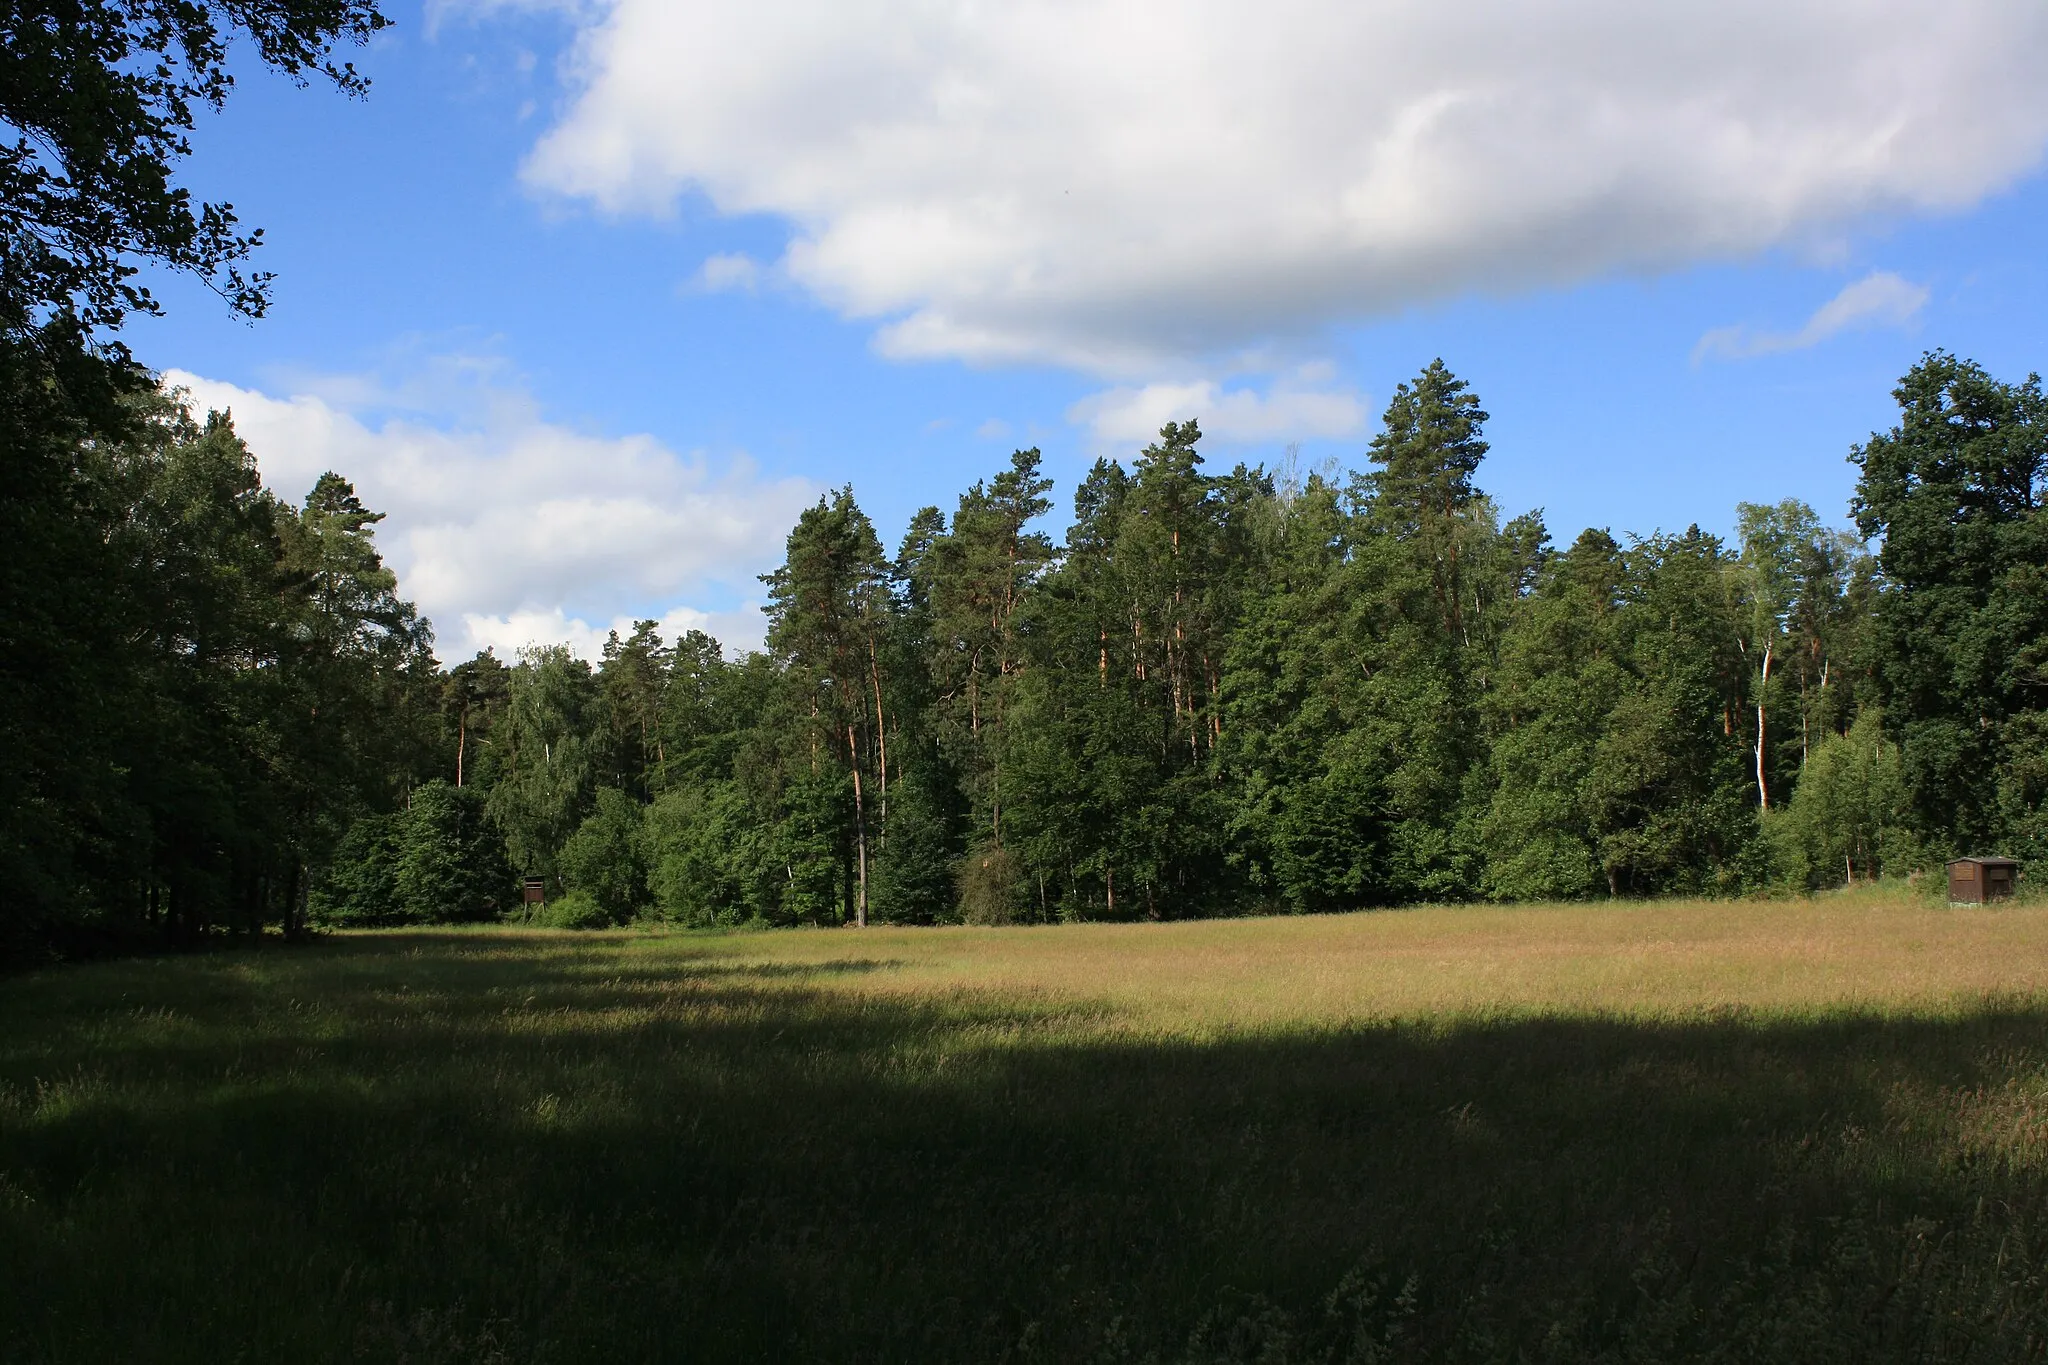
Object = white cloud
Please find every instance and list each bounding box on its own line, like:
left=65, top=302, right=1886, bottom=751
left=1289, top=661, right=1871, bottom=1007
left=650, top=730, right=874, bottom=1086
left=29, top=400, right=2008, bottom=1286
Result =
left=1070, top=372, right=1368, bottom=449
left=694, top=252, right=760, bottom=293
left=1692, top=270, right=1930, bottom=363
left=974, top=417, right=1012, bottom=441
left=463, top=604, right=769, bottom=660
left=164, top=364, right=812, bottom=660
left=512, top=0, right=2048, bottom=373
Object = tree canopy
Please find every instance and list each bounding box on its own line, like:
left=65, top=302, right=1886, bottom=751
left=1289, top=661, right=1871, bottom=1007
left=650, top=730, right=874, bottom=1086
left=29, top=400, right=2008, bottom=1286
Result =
left=1, top=0, right=388, bottom=332
left=5, top=326, right=2045, bottom=955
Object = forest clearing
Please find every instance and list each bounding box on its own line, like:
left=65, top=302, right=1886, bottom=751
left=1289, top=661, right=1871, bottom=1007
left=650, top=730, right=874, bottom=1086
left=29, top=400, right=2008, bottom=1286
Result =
left=8, top=891, right=2048, bottom=1362
left=7, top=4, right=2048, bottom=1363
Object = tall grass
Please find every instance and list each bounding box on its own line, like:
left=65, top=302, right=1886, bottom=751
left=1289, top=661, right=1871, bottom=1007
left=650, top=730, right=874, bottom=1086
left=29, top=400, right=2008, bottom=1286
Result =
left=5, top=893, right=2048, bottom=1361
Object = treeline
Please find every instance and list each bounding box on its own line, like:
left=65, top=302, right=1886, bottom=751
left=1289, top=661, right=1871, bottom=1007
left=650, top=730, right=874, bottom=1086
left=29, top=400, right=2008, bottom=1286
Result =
left=6, top=7, right=2041, bottom=953
left=1, top=333, right=442, bottom=958
left=6, top=347, right=2043, bottom=953
left=2, top=0, right=408, bottom=961
left=4, top=4, right=2044, bottom=956
left=324, top=354, right=2046, bottom=930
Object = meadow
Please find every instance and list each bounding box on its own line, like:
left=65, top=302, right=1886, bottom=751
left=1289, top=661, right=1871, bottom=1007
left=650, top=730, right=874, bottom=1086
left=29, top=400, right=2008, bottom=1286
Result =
left=6, top=891, right=2048, bottom=1362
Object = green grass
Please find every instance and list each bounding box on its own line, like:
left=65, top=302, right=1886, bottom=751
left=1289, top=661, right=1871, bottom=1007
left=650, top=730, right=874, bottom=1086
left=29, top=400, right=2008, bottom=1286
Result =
left=6, top=892, right=2048, bottom=1362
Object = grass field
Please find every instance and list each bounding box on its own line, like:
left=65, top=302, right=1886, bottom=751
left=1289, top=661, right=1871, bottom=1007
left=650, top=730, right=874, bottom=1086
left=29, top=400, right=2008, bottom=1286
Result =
left=6, top=891, right=2048, bottom=1362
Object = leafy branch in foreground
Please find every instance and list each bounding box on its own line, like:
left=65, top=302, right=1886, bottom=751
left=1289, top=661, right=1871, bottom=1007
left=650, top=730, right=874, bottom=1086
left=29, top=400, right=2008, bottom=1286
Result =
left=0, top=0, right=389, bottom=333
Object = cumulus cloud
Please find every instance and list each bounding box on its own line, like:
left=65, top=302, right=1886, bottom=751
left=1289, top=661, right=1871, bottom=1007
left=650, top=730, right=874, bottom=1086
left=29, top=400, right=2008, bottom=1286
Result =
left=512, top=0, right=2048, bottom=373
left=164, top=365, right=811, bottom=660
left=1692, top=270, right=1931, bottom=363
left=1070, top=371, right=1368, bottom=449
left=463, top=605, right=771, bottom=660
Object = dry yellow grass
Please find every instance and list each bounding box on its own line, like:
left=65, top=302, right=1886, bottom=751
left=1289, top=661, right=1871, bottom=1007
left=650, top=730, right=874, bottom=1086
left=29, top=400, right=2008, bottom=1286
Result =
left=9, top=890, right=2048, bottom=1362
left=461, top=887, right=2048, bottom=1035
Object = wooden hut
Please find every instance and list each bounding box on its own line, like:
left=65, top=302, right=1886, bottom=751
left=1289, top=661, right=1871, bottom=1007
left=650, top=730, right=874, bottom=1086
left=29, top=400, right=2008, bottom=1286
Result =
left=1946, top=857, right=2018, bottom=905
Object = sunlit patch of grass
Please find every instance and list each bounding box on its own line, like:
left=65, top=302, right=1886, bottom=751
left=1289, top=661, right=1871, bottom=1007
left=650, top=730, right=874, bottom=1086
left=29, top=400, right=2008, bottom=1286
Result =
left=4, top=895, right=2048, bottom=1361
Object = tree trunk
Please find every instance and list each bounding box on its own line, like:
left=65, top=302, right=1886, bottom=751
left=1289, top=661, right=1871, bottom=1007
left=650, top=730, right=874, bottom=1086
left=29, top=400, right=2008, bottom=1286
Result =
left=849, top=724, right=867, bottom=928
left=868, top=636, right=888, bottom=826
left=282, top=862, right=309, bottom=941
left=1755, top=644, right=1773, bottom=809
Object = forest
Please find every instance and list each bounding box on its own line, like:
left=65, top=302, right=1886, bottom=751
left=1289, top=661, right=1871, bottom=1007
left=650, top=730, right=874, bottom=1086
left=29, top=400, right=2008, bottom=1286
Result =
left=6, top=344, right=2045, bottom=957
left=2, top=1, right=2044, bottom=959
left=17, top=9, right=2048, bottom=1363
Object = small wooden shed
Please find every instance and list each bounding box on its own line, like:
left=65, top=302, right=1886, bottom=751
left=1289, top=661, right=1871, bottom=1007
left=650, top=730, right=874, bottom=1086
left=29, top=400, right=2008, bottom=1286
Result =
left=522, top=876, right=546, bottom=908
left=1947, top=857, right=2019, bottom=905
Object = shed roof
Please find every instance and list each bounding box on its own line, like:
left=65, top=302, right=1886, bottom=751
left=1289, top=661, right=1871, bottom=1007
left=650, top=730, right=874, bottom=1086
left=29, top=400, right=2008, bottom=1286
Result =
left=1947, top=856, right=2020, bottom=868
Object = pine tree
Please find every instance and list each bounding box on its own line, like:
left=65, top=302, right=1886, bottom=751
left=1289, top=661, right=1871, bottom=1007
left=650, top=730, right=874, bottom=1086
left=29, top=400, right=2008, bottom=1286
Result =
left=443, top=650, right=510, bottom=791
left=922, top=449, right=1055, bottom=853
left=763, top=489, right=896, bottom=925
left=599, top=620, right=671, bottom=796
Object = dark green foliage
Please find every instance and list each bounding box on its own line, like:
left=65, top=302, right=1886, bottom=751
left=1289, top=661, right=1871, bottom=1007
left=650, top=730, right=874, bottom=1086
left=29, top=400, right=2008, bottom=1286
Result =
left=599, top=621, right=670, bottom=797
left=955, top=841, right=1025, bottom=924
left=470, top=352, right=2035, bottom=925
left=1584, top=528, right=1758, bottom=896
left=774, top=767, right=854, bottom=924
left=918, top=448, right=1056, bottom=852
left=644, top=782, right=772, bottom=926
left=558, top=787, right=648, bottom=925
left=0, top=0, right=414, bottom=961
left=1481, top=528, right=1622, bottom=900
left=657, top=630, right=752, bottom=788
left=869, top=764, right=964, bottom=923
left=308, top=811, right=402, bottom=926
left=0, top=327, right=148, bottom=957
left=313, top=782, right=509, bottom=926
left=487, top=645, right=602, bottom=886
left=1852, top=353, right=2048, bottom=859
left=442, top=649, right=511, bottom=792
left=762, top=488, right=894, bottom=924
left=1269, top=760, right=1391, bottom=912
left=1768, top=711, right=1916, bottom=889
left=537, top=887, right=616, bottom=930
left=16, top=346, right=2047, bottom=954
left=0, top=0, right=389, bottom=331
left=394, top=780, right=513, bottom=923
left=2, top=344, right=438, bottom=956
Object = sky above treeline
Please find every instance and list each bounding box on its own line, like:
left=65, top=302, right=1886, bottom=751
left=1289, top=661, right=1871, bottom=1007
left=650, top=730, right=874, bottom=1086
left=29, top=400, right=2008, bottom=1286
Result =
left=133, top=0, right=2048, bottom=660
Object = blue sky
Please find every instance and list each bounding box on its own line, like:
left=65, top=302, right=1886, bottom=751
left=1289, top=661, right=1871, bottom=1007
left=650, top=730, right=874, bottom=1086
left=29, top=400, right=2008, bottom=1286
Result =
left=136, top=1, right=2048, bottom=659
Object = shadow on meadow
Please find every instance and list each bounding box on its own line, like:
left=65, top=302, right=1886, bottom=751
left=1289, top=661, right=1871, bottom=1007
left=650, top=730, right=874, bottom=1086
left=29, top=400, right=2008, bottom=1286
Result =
left=3, top=934, right=2047, bottom=1364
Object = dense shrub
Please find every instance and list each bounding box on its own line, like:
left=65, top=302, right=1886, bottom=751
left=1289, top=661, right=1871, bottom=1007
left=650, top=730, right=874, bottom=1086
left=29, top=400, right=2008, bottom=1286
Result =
left=557, top=787, right=647, bottom=925
left=315, top=784, right=513, bottom=926
left=645, top=783, right=768, bottom=926
left=869, top=774, right=962, bottom=923
left=394, top=781, right=515, bottom=922
left=536, top=888, right=614, bottom=930
left=956, top=843, right=1024, bottom=925
left=1768, top=711, right=1919, bottom=889
left=311, top=813, right=404, bottom=926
